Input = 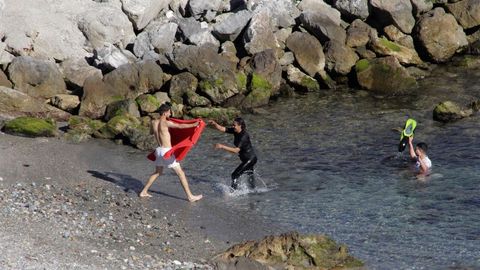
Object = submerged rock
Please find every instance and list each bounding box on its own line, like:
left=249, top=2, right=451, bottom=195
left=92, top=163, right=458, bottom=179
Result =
left=214, top=231, right=363, bottom=270
left=433, top=101, right=473, bottom=123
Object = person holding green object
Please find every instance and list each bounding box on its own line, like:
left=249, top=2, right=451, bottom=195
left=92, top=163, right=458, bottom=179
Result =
left=408, top=136, right=432, bottom=177
left=398, top=118, right=417, bottom=152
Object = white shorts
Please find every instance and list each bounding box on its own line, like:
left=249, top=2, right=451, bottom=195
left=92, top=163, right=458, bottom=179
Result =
left=155, top=147, right=179, bottom=169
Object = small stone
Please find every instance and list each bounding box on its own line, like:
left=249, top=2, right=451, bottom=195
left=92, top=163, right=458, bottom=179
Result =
left=173, top=260, right=181, bottom=265
left=129, top=246, right=135, bottom=251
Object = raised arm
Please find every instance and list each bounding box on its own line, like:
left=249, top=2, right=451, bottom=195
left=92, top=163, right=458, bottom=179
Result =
left=208, top=120, right=226, bottom=132
left=215, top=143, right=240, bottom=154
left=408, top=136, right=416, bottom=159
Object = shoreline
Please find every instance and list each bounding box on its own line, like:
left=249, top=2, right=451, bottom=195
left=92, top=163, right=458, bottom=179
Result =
left=0, top=132, right=284, bottom=269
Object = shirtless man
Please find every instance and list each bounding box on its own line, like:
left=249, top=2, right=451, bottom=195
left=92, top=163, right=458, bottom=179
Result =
left=139, top=103, right=203, bottom=202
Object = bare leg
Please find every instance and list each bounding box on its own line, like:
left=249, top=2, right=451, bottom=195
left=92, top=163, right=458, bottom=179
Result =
left=171, top=165, right=203, bottom=202
left=139, top=166, right=163, bottom=198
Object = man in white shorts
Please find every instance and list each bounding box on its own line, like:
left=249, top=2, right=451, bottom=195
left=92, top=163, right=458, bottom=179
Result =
left=139, top=103, right=203, bottom=202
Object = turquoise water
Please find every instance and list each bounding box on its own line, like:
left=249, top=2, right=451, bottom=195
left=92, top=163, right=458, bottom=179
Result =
left=187, top=64, right=480, bottom=269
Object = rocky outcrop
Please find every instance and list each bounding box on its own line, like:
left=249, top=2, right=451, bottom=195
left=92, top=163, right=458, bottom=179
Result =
left=415, top=8, right=468, bottom=63
left=286, top=32, right=325, bottom=77
left=7, top=56, right=67, bottom=99
left=214, top=232, right=363, bottom=270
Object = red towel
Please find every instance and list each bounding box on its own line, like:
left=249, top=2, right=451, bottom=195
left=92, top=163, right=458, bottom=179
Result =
left=147, top=118, right=205, bottom=162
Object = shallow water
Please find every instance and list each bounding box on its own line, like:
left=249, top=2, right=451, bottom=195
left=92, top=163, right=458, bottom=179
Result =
left=184, top=64, right=480, bottom=269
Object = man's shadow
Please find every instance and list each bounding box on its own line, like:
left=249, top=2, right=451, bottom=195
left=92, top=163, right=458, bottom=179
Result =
left=87, top=170, right=185, bottom=201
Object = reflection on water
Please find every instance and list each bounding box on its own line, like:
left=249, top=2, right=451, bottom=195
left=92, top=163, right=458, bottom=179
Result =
left=186, top=65, right=480, bottom=269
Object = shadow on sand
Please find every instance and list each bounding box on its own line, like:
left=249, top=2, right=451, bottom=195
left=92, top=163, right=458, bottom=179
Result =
left=87, top=170, right=186, bottom=201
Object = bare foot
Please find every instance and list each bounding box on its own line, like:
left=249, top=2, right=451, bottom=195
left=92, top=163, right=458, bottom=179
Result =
left=188, top=194, right=203, bottom=202
left=139, top=192, right=152, bottom=198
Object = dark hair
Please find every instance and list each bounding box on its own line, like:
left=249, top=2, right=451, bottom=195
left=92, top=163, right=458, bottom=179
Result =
left=416, top=142, right=428, bottom=153
left=158, top=102, right=171, bottom=115
left=234, top=117, right=246, bottom=131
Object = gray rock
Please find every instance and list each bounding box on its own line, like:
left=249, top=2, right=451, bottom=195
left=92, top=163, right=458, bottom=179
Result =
left=279, top=52, right=295, bottom=67
left=169, top=72, right=198, bottom=104
left=169, top=0, right=189, bottom=17
left=0, top=0, right=90, bottom=61
left=188, top=30, right=220, bottom=49
left=0, top=42, right=14, bottom=65
left=370, top=37, right=422, bottom=65
left=299, top=11, right=347, bottom=44
left=324, top=41, right=359, bottom=75
left=213, top=10, right=253, bottom=42
left=415, top=8, right=468, bottom=62
left=346, top=19, right=377, bottom=48
left=0, top=86, right=70, bottom=121
left=0, top=69, right=12, bottom=88
left=355, top=56, right=417, bottom=93
left=188, top=0, right=223, bottom=18
left=243, top=8, right=279, bottom=56
left=8, top=56, right=67, bottom=99
left=333, top=0, right=369, bottom=20
left=120, top=0, right=170, bottom=30
left=78, top=4, right=136, bottom=49
left=297, top=0, right=342, bottom=26
left=176, top=17, right=203, bottom=42
left=370, top=0, right=415, bottom=34
left=383, top=25, right=415, bottom=49
left=247, top=0, right=300, bottom=28
left=104, top=99, right=140, bottom=121
left=50, top=94, right=81, bottom=113
left=134, top=22, right=178, bottom=57
left=79, top=60, right=165, bottom=119
left=433, top=101, right=473, bottom=122
left=445, top=0, right=480, bottom=29
left=286, top=65, right=320, bottom=92
left=410, top=0, right=433, bottom=18
left=59, top=58, right=102, bottom=89
left=94, top=43, right=137, bottom=70
left=286, top=31, right=325, bottom=77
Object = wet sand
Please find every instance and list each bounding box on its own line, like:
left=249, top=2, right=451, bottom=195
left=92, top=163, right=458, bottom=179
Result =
left=0, top=132, right=282, bottom=269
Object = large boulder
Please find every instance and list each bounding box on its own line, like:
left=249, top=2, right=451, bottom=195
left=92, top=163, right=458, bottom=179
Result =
left=299, top=11, right=347, bottom=44
left=170, top=44, right=243, bottom=104
left=243, top=8, right=280, bottom=56
left=93, top=43, right=137, bottom=70
left=370, top=0, right=415, bottom=34
left=286, top=32, right=325, bottom=77
left=169, top=72, right=198, bottom=104
left=346, top=19, right=378, bottom=48
left=297, top=0, right=342, bottom=26
left=50, top=94, right=81, bottom=113
left=120, top=0, right=170, bottom=30
left=333, top=0, right=369, bottom=20
left=7, top=56, right=67, bottom=99
left=383, top=25, right=415, bottom=49
left=445, top=0, right=480, bottom=30
left=0, top=87, right=70, bottom=121
left=415, top=8, right=468, bottom=62
left=59, top=58, right=102, bottom=90
left=0, top=0, right=90, bottom=61
left=246, top=0, right=300, bottom=28
left=104, top=99, right=141, bottom=121
left=188, top=0, right=223, bottom=18
left=214, top=232, right=363, bottom=270
left=324, top=41, right=359, bottom=75
left=78, top=3, right=136, bottom=49
left=370, top=37, right=422, bottom=65
left=433, top=101, right=473, bottom=122
left=286, top=65, right=320, bottom=92
left=79, top=60, right=165, bottom=119
left=212, top=10, right=253, bottom=42
left=355, top=56, right=417, bottom=94
left=189, top=107, right=240, bottom=124
left=242, top=50, right=282, bottom=109
left=2, top=116, right=57, bottom=137
left=133, top=22, right=178, bottom=57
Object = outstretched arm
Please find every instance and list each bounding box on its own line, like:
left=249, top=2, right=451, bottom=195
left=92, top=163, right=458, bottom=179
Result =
left=167, top=120, right=199, bottom=129
left=208, top=120, right=226, bottom=132
left=408, top=136, right=416, bottom=159
left=215, top=143, right=240, bottom=154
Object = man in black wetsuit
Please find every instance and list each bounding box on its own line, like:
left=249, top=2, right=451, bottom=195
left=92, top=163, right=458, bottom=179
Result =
left=209, top=117, right=257, bottom=189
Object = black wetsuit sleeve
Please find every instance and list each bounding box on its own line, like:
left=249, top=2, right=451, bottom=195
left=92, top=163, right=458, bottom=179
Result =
left=225, top=127, right=235, bottom=134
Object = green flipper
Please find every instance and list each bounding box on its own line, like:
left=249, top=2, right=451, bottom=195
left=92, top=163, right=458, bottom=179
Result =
left=398, top=118, right=417, bottom=152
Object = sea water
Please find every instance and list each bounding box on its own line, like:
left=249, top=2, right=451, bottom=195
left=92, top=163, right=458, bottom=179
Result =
left=186, top=64, right=480, bottom=269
